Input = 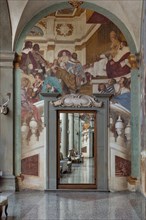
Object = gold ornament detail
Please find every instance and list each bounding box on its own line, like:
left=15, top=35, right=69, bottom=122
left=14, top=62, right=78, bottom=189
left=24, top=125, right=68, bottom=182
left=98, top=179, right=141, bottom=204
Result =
left=128, top=53, right=139, bottom=69
left=68, top=0, right=83, bottom=8
left=56, top=24, right=73, bottom=36
left=38, top=19, right=47, bottom=29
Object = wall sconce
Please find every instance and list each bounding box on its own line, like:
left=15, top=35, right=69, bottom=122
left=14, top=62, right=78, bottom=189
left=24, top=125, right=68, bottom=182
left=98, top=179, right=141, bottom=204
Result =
left=0, top=93, right=11, bottom=115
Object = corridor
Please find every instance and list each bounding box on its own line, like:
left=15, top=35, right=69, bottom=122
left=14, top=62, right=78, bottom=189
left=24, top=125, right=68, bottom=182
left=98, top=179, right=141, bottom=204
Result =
left=1, top=191, right=146, bottom=219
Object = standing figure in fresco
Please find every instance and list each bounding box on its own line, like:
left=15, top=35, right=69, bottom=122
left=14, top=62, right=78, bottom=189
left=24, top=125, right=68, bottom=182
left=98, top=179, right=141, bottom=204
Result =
left=66, top=52, right=86, bottom=91
left=111, top=76, right=131, bottom=111
left=108, top=31, right=121, bottom=58
left=20, top=41, right=38, bottom=75
left=106, top=38, right=131, bottom=78
left=92, top=31, right=126, bottom=78
left=31, top=43, right=48, bottom=76
left=113, top=41, right=130, bottom=62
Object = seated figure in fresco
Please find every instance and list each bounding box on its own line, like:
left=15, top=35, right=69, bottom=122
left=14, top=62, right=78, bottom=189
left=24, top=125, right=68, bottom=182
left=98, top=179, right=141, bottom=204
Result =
left=53, top=66, right=76, bottom=94
left=111, top=76, right=131, bottom=111
left=31, top=72, right=62, bottom=99
left=41, top=75, right=62, bottom=96
left=53, top=52, right=86, bottom=94
left=58, top=50, right=71, bottom=69
left=66, top=52, right=86, bottom=91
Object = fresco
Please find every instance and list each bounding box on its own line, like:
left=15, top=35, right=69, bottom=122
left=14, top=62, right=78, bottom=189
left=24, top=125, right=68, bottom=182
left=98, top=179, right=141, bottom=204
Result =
left=19, top=7, right=133, bottom=190
left=20, top=36, right=132, bottom=108
left=115, top=156, right=131, bottom=177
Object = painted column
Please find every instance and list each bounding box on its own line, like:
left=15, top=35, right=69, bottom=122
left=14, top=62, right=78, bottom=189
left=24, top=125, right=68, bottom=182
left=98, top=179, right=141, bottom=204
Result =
left=88, top=129, right=93, bottom=158
left=74, top=113, right=80, bottom=152
left=89, top=116, right=94, bottom=157
left=79, top=119, right=84, bottom=154
left=60, top=113, right=67, bottom=157
left=68, top=113, right=74, bottom=150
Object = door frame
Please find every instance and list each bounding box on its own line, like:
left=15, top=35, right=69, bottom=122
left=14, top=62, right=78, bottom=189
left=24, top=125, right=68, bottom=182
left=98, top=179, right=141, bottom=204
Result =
left=57, top=110, right=97, bottom=189
left=42, top=93, right=110, bottom=191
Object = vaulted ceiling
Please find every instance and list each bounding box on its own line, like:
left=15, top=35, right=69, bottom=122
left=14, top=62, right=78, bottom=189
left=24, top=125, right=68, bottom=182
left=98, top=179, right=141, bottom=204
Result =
left=7, top=0, right=143, bottom=51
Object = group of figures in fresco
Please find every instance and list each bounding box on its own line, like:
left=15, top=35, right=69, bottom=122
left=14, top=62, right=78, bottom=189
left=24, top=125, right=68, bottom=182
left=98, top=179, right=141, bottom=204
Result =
left=20, top=30, right=133, bottom=142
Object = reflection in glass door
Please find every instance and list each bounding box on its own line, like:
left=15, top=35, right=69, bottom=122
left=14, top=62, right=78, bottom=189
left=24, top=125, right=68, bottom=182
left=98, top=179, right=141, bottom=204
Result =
left=57, top=111, right=97, bottom=189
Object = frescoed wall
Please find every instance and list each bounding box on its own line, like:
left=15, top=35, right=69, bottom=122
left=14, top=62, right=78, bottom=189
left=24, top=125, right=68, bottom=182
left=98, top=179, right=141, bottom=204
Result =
left=19, top=7, right=134, bottom=190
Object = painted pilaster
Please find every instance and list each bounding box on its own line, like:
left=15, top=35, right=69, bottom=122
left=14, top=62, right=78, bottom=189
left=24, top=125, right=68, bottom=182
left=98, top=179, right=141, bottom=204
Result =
left=0, top=51, right=15, bottom=191
left=131, top=69, right=141, bottom=178
left=14, top=66, right=21, bottom=176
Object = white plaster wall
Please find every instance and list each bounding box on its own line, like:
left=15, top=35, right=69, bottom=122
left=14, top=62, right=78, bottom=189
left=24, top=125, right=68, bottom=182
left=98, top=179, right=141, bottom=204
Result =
left=7, top=0, right=28, bottom=47
left=7, top=0, right=142, bottom=51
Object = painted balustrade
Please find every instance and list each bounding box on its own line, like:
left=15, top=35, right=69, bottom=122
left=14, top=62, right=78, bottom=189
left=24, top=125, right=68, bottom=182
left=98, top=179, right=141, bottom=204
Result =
left=109, top=112, right=131, bottom=150
left=21, top=100, right=44, bottom=147
left=109, top=104, right=131, bottom=191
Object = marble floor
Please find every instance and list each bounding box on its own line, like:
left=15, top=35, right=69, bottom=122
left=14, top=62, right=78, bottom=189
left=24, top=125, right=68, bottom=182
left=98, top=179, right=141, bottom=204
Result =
left=0, top=191, right=146, bottom=220
left=60, top=158, right=95, bottom=184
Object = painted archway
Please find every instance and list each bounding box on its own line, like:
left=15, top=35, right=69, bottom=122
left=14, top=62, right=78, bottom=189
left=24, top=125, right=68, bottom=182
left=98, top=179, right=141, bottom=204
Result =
left=14, top=1, right=140, bottom=190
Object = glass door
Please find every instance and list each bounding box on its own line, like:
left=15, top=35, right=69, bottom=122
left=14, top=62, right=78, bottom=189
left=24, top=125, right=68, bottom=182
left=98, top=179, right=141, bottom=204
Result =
left=57, top=110, right=97, bottom=189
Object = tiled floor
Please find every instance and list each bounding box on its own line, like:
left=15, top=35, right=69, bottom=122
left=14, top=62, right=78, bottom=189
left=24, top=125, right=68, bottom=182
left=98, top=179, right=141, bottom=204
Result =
left=0, top=191, right=146, bottom=220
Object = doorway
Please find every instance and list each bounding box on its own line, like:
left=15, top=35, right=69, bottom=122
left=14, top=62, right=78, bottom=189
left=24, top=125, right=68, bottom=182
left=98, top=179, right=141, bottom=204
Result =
left=44, top=94, right=109, bottom=191
left=57, top=110, right=97, bottom=189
